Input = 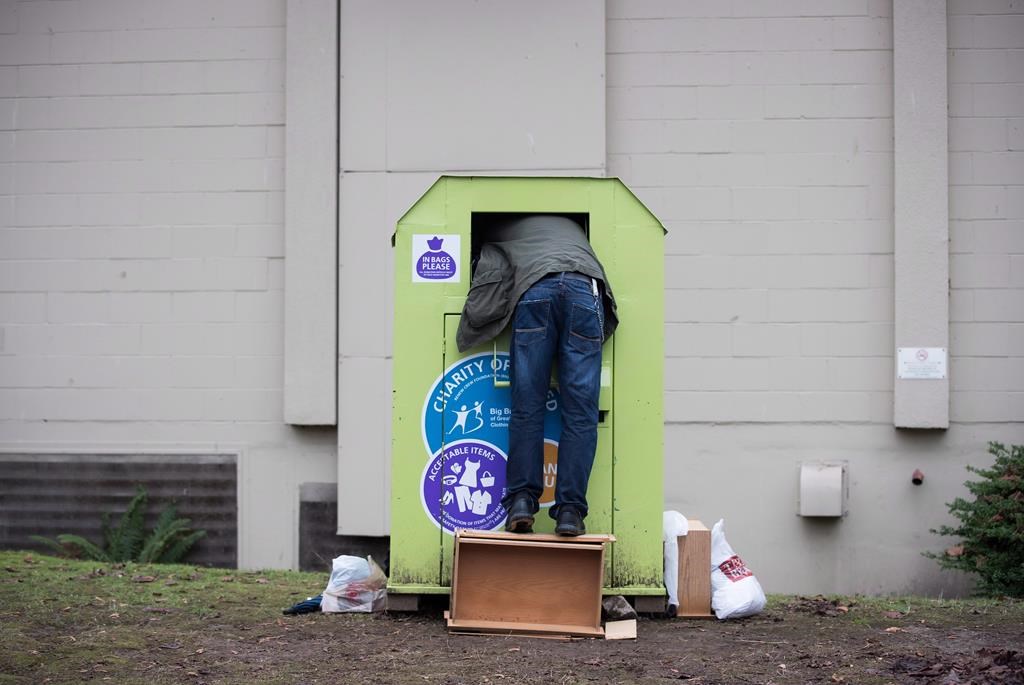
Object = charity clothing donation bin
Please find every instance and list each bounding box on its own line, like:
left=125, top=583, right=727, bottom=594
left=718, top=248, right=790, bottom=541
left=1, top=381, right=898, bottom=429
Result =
left=388, top=176, right=666, bottom=608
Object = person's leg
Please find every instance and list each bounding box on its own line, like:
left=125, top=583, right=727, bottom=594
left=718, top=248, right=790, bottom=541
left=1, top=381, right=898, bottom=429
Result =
left=503, top=277, right=559, bottom=520
left=551, top=277, right=603, bottom=525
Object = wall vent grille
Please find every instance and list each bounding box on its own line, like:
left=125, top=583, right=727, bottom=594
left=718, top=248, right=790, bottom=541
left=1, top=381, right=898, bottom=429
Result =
left=0, top=453, right=237, bottom=567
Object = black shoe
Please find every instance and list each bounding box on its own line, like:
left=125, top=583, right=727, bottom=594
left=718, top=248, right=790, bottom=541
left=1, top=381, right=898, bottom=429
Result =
left=555, top=508, right=586, bottom=536
left=504, top=493, right=535, bottom=533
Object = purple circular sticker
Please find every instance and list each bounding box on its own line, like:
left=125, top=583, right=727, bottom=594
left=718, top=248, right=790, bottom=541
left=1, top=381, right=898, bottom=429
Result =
left=416, top=236, right=456, bottom=280
left=420, top=439, right=507, bottom=534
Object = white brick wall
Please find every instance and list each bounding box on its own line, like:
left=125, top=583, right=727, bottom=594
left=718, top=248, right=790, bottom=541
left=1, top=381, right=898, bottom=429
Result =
left=608, top=0, right=1022, bottom=594
left=608, top=0, right=895, bottom=424
left=0, top=0, right=285, bottom=411
left=948, top=0, right=1024, bottom=424
left=0, top=0, right=334, bottom=571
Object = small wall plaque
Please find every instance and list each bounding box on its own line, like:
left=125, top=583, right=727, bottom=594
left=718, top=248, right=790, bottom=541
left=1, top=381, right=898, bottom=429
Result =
left=897, top=347, right=947, bottom=380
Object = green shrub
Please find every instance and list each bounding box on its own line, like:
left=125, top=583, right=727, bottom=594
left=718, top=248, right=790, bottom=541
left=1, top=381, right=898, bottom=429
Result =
left=31, top=485, right=206, bottom=564
left=927, top=442, right=1024, bottom=598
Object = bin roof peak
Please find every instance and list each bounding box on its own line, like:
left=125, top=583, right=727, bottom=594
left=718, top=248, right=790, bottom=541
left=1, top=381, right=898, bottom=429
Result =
left=394, top=175, right=666, bottom=238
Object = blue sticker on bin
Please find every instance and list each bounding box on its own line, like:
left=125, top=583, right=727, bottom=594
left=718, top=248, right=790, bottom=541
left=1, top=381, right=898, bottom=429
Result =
left=420, top=352, right=563, bottom=533
left=420, top=439, right=508, bottom=533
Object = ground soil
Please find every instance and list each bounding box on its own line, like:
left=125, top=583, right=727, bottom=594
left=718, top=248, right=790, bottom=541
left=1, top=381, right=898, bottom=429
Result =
left=186, top=599, right=1023, bottom=685
left=1, top=554, right=1021, bottom=685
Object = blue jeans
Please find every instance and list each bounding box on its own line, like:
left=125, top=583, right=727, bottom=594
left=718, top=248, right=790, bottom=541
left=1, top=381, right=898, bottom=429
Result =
left=503, top=272, right=603, bottom=519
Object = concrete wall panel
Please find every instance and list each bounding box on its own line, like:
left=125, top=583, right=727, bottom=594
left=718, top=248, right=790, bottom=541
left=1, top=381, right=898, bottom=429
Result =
left=340, top=0, right=605, bottom=173
left=948, top=1, right=1024, bottom=431
left=284, top=0, right=338, bottom=425
left=663, top=423, right=1023, bottom=596
left=609, top=0, right=895, bottom=427
left=334, top=171, right=437, bottom=535
left=893, top=0, right=949, bottom=428
left=0, top=0, right=335, bottom=570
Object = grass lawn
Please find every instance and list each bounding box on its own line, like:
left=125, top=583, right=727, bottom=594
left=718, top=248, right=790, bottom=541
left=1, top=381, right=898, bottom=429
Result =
left=1, top=550, right=1021, bottom=684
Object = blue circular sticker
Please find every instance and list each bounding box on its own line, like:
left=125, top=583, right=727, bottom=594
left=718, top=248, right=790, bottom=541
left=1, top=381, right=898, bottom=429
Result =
left=420, top=439, right=508, bottom=533
left=421, top=352, right=561, bottom=459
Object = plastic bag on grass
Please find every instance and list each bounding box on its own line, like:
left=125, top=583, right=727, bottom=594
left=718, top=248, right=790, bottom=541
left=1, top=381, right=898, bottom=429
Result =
left=710, top=519, right=765, bottom=620
left=320, top=555, right=387, bottom=613
left=662, top=511, right=690, bottom=612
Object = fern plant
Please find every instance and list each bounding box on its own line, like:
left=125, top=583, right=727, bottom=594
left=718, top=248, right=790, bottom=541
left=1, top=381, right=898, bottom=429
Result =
left=31, top=485, right=206, bottom=564
left=927, top=442, right=1024, bottom=598
left=103, top=485, right=148, bottom=561
left=137, top=502, right=207, bottom=563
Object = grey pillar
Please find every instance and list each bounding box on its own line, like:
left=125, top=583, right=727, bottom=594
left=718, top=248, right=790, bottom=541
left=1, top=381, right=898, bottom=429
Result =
left=893, top=0, right=949, bottom=428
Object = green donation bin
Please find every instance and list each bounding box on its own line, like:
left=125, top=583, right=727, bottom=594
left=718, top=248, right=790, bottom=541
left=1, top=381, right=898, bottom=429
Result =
left=388, top=176, right=666, bottom=605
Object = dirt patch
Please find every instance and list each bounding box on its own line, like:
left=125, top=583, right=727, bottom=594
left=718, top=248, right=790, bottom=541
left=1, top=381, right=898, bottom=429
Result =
left=1, top=553, right=1022, bottom=685
left=114, top=607, right=1022, bottom=685
left=892, top=648, right=1024, bottom=684
left=785, top=595, right=854, bottom=617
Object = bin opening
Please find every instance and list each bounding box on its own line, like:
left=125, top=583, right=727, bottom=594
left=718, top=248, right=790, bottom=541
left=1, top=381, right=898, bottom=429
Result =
left=470, top=212, right=590, bottom=276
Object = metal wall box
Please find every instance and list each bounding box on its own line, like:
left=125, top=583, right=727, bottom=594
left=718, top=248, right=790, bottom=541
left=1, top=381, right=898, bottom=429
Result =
left=448, top=530, right=613, bottom=637
left=798, top=462, right=848, bottom=517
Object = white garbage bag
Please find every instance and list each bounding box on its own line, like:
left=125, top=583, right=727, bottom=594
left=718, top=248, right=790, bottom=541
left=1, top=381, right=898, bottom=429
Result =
left=710, top=519, right=766, bottom=620
left=320, top=555, right=387, bottom=613
left=662, top=511, right=690, bottom=610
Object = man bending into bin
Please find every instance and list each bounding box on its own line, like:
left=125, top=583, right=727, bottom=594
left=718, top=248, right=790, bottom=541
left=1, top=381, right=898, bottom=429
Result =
left=456, top=215, right=617, bottom=536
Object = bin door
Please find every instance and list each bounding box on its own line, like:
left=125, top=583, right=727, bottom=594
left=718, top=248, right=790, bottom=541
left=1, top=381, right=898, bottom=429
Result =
left=437, top=316, right=511, bottom=585
left=439, top=315, right=614, bottom=586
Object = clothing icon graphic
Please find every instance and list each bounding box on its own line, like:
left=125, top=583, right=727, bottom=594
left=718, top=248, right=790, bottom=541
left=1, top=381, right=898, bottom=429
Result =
left=459, top=459, right=480, bottom=487
left=454, top=485, right=472, bottom=513
left=470, top=490, right=491, bottom=515
left=447, top=402, right=485, bottom=435
left=446, top=457, right=497, bottom=516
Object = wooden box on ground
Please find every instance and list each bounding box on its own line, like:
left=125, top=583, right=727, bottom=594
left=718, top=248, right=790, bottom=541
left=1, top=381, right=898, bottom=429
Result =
left=448, top=530, right=615, bottom=637
left=677, top=520, right=714, bottom=618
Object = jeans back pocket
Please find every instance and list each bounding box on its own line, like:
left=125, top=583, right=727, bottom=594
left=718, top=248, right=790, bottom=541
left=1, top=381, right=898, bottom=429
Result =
left=514, top=299, right=550, bottom=345
left=569, top=302, right=602, bottom=346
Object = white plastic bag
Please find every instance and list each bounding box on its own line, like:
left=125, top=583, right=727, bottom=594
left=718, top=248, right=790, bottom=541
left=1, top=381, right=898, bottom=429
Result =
left=662, top=511, right=690, bottom=609
left=320, top=555, right=387, bottom=613
left=710, top=519, right=765, bottom=619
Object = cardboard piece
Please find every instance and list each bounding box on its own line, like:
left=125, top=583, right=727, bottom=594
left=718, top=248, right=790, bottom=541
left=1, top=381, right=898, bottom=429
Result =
left=448, top=530, right=614, bottom=637
left=604, top=619, right=637, bottom=640
left=677, top=520, right=714, bottom=618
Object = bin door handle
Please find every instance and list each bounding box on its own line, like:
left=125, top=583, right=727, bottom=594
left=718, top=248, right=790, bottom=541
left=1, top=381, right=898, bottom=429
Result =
left=493, top=342, right=510, bottom=388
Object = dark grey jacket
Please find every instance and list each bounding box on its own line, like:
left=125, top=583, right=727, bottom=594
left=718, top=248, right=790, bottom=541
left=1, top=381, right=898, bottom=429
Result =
left=456, top=215, right=618, bottom=352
